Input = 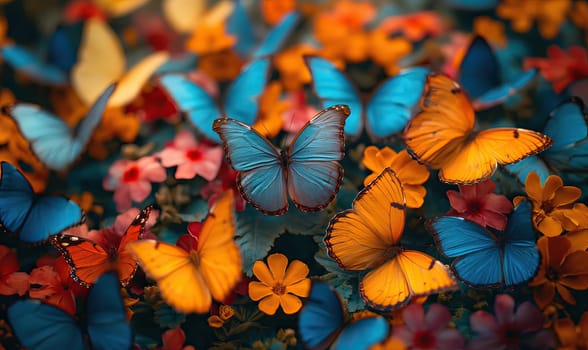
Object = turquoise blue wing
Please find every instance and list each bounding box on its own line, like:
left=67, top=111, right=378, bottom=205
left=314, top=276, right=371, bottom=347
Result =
left=443, top=0, right=498, bottom=10
left=7, top=84, right=115, bottom=171
left=212, top=118, right=287, bottom=215
left=0, top=44, right=67, bottom=86
left=365, top=67, right=429, bottom=141
left=305, top=56, right=363, bottom=140
left=253, top=12, right=300, bottom=58
left=473, top=69, right=537, bottom=110
left=333, top=317, right=389, bottom=350
left=287, top=105, right=348, bottom=212
left=159, top=74, right=221, bottom=142
left=226, top=0, right=255, bottom=58
left=223, top=58, right=271, bottom=126
left=504, top=156, right=551, bottom=185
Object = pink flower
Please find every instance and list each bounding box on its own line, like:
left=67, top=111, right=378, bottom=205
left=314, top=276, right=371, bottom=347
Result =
left=468, top=294, right=556, bottom=350
left=157, top=130, right=223, bottom=181
left=200, top=162, right=246, bottom=212
left=159, top=327, right=195, bottom=350
left=392, top=303, right=465, bottom=350
left=280, top=90, right=318, bottom=134
left=0, top=245, right=29, bottom=296
left=440, top=32, right=470, bottom=79
left=103, top=156, right=167, bottom=212
left=524, top=45, right=588, bottom=93
left=446, top=179, right=513, bottom=231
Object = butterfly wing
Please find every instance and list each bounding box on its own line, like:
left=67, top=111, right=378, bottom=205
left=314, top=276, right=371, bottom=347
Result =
left=0, top=161, right=35, bottom=234
left=365, top=67, right=429, bottom=141
left=287, top=105, right=348, bottom=212
left=7, top=300, right=84, bottom=350
left=504, top=156, right=551, bottom=185
left=116, top=206, right=151, bottom=286
left=0, top=44, right=67, bottom=86
left=223, top=58, right=271, bottom=126
left=127, top=239, right=211, bottom=314
left=226, top=0, right=255, bottom=57
left=51, top=234, right=110, bottom=287
left=428, top=216, right=503, bottom=287
left=8, top=83, right=115, bottom=171
left=443, top=0, right=498, bottom=10
left=305, top=56, right=364, bottom=140
left=333, top=317, right=390, bottom=350
left=252, top=11, right=300, bottom=58
left=197, top=191, right=242, bottom=304
left=298, top=281, right=345, bottom=350
left=162, top=0, right=207, bottom=33
left=86, top=273, right=132, bottom=350
left=502, top=200, right=540, bottom=286
left=472, top=69, right=537, bottom=110
left=213, top=118, right=287, bottom=215
left=458, top=36, right=500, bottom=101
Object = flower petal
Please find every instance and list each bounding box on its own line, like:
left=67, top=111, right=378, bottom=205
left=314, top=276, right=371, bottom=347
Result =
left=493, top=294, right=515, bottom=326
left=424, top=303, right=452, bottom=332
left=279, top=293, right=302, bottom=314
left=248, top=281, right=274, bottom=301
left=252, top=261, right=274, bottom=286
left=258, top=294, right=280, bottom=315
left=402, top=303, right=425, bottom=331
left=286, top=278, right=310, bottom=297
left=267, top=253, right=288, bottom=282
left=542, top=175, right=563, bottom=202
left=283, top=260, right=309, bottom=286
left=512, top=301, right=543, bottom=333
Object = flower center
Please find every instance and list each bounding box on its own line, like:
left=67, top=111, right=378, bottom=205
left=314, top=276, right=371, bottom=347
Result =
left=122, top=166, right=140, bottom=182
left=272, top=283, right=286, bottom=295
left=468, top=200, right=482, bottom=213
left=413, top=330, right=435, bottom=349
left=541, top=201, right=555, bottom=214
left=186, top=148, right=203, bottom=161
left=546, top=266, right=560, bottom=282
left=503, top=327, right=520, bottom=347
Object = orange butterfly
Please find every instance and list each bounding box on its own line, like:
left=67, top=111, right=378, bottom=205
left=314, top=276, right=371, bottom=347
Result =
left=402, top=73, right=552, bottom=184
left=325, top=168, right=457, bottom=311
left=51, top=206, right=152, bottom=287
left=126, top=191, right=242, bottom=314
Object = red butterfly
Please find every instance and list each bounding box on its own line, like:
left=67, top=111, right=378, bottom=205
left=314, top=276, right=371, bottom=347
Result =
left=51, top=206, right=152, bottom=287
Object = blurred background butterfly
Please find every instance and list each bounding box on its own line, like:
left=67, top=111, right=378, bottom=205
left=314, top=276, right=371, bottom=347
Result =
left=457, top=36, right=537, bottom=110
left=305, top=56, right=429, bottom=141
left=428, top=199, right=540, bottom=287
left=403, top=73, right=553, bottom=184
left=298, top=280, right=390, bottom=350
left=0, top=44, right=68, bottom=86
left=4, top=83, right=115, bottom=171
left=127, top=191, right=241, bottom=314
left=0, top=161, right=83, bottom=243
left=51, top=205, right=151, bottom=287
left=159, top=58, right=270, bottom=143
left=8, top=272, right=132, bottom=350
left=325, top=168, right=457, bottom=311
left=213, top=104, right=349, bottom=216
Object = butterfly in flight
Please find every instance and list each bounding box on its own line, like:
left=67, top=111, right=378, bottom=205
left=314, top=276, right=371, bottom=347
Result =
left=51, top=206, right=152, bottom=287
left=4, top=83, right=115, bottom=171
left=402, top=73, right=553, bottom=184
left=305, top=56, right=429, bottom=141
left=427, top=199, right=540, bottom=287
left=298, top=280, right=390, bottom=350
left=127, top=191, right=242, bottom=314
left=0, top=161, right=84, bottom=243
left=325, top=168, right=457, bottom=311
left=213, top=104, right=349, bottom=215
left=8, top=272, right=132, bottom=350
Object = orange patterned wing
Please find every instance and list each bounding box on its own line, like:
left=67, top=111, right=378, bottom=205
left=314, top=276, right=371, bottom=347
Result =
left=325, top=168, right=406, bottom=271
left=116, top=206, right=151, bottom=286
left=197, top=191, right=242, bottom=303
left=51, top=234, right=110, bottom=287
left=360, top=250, right=457, bottom=311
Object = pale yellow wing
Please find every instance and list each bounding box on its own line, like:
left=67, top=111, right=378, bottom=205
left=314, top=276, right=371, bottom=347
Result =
left=93, top=0, right=149, bottom=17
left=163, top=0, right=207, bottom=33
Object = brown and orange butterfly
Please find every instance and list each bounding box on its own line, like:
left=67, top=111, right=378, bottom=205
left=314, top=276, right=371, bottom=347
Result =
left=51, top=206, right=152, bottom=287
left=402, top=73, right=553, bottom=184
left=325, top=168, right=457, bottom=311
left=127, top=191, right=242, bottom=314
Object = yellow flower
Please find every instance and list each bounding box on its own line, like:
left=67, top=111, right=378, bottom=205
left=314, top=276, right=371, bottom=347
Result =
left=514, top=173, right=581, bottom=236
left=362, top=146, right=429, bottom=208
left=369, top=29, right=412, bottom=76
left=473, top=16, right=507, bottom=48
left=497, top=0, right=571, bottom=39
left=274, top=44, right=317, bottom=91
left=253, top=82, right=288, bottom=138
left=248, top=253, right=310, bottom=315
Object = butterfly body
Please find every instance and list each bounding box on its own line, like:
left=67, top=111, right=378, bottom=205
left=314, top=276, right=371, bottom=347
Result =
left=213, top=104, right=349, bottom=215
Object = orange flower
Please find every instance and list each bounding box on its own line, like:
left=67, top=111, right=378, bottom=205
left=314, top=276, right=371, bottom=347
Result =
left=274, top=44, right=317, bottom=91
left=362, top=146, right=429, bottom=208
left=70, top=191, right=104, bottom=216
left=529, top=236, right=588, bottom=309
left=88, top=107, right=141, bottom=159
left=554, top=313, right=588, bottom=350
left=248, top=253, right=311, bottom=315
left=328, top=0, right=376, bottom=30
left=261, top=0, right=296, bottom=25
left=571, top=1, right=588, bottom=31
left=515, top=173, right=582, bottom=236
left=497, top=0, right=571, bottom=39
left=0, top=15, right=13, bottom=47
left=207, top=315, right=224, bottom=328
left=185, top=22, right=236, bottom=55
left=28, top=265, right=77, bottom=316
left=197, top=49, right=244, bottom=82
left=473, top=16, right=507, bottom=48
left=371, top=337, right=408, bottom=350
left=369, top=29, right=412, bottom=76
left=378, top=11, right=444, bottom=42
left=253, top=82, right=288, bottom=138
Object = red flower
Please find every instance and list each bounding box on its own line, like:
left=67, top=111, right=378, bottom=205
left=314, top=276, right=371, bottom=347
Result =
left=159, top=327, right=195, bottom=350
left=446, top=179, right=514, bottom=231
left=0, top=245, right=28, bottom=296
left=524, top=45, right=588, bottom=93
left=28, top=263, right=78, bottom=316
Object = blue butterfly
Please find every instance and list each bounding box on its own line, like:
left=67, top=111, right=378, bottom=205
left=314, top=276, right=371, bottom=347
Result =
left=213, top=105, right=349, bottom=216
left=7, top=272, right=132, bottom=350
left=0, top=162, right=83, bottom=243
left=159, top=58, right=270, bottom=143
left=4, top=83, right=115, bottom=171
left=305, top=56, right=429, bottom=141
left=442, top=0, right=498, bottom=10
left=298, top=280, right=390, bottom=350
left=427, top=200, right=539, bottom=287
left=505, top=97, right=588, bottom=184
left=458, top=36, right=537, bottom=110
left=0, top=44, right=68, bottom=86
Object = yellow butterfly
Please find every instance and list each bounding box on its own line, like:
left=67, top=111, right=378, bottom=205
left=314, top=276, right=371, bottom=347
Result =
left=93, top=0, right=149, bottom=17
left=325, top=168, right=457, bottom=311
left=127, top=191, right=242, bottom=314
left=163, top=0, right=234, bottom=33
left=71, top=19, right=169, bottom=108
